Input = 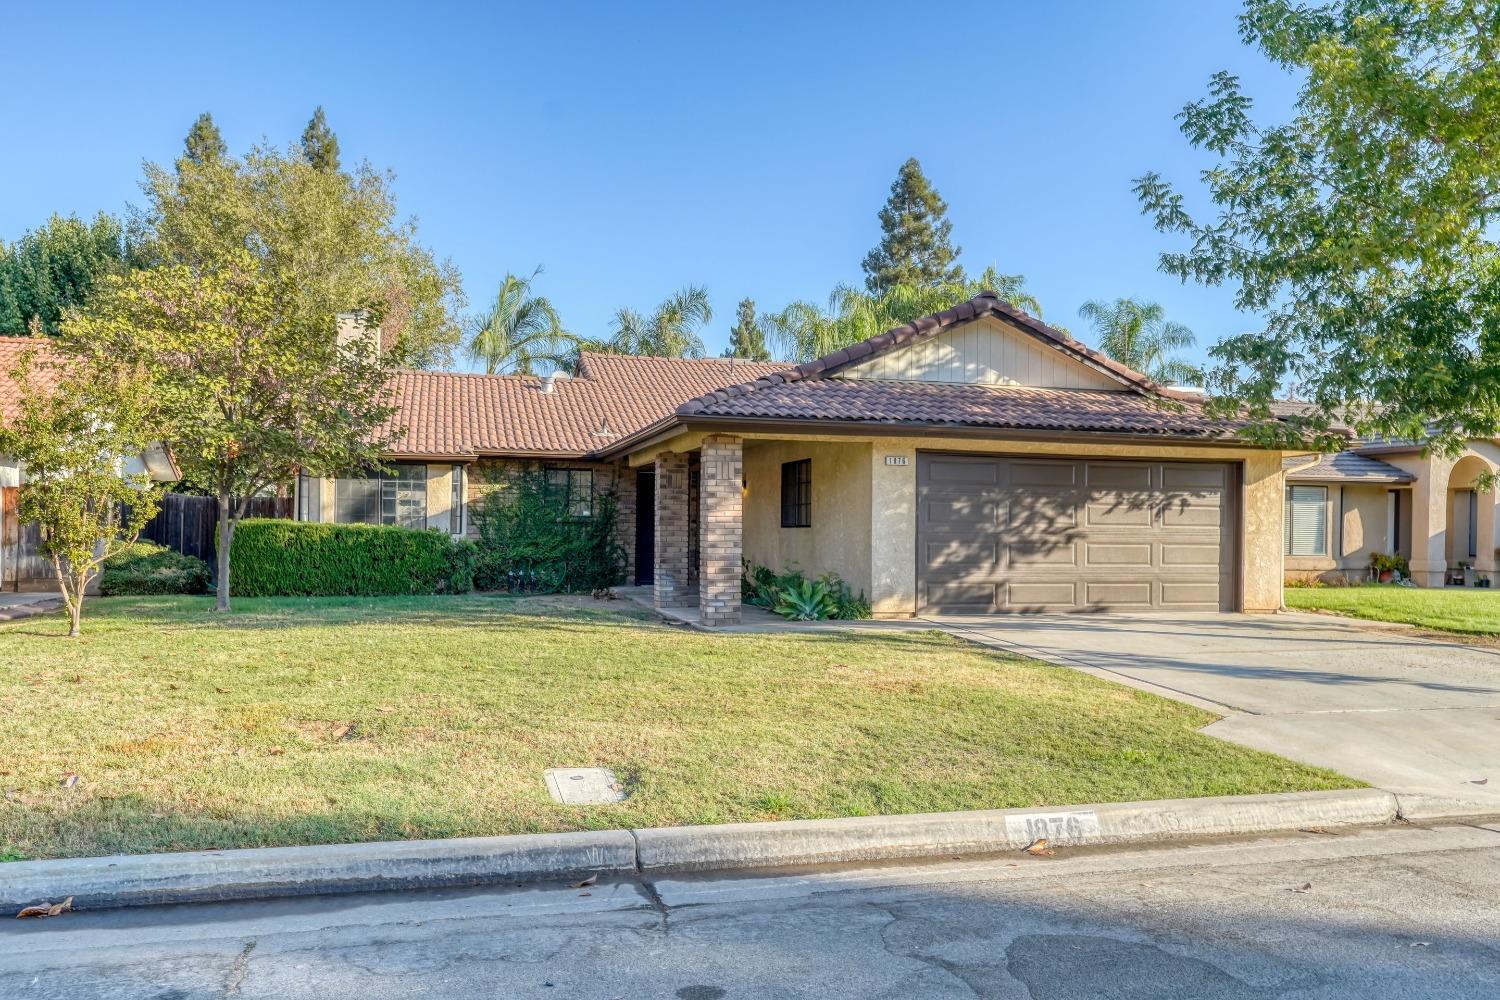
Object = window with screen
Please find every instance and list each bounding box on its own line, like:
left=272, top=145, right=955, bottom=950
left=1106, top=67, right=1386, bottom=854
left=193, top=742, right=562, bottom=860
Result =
left=1284, top=485, right=1328, bottom=556
left=781, top=459, right=811, bottom=528
left=546, top=468, right=595, bottom=518
left=451, top=465, right=465, bottom=535
left=382, top=463, right=428, bottom=529
left=334, top=475, right=382, bottom=525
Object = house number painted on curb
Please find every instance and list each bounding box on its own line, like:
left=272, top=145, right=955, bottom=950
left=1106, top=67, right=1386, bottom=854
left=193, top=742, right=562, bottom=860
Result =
left=884, top=455, right=909, bottom=466
left=1004, top=810, right=1103, bottom=843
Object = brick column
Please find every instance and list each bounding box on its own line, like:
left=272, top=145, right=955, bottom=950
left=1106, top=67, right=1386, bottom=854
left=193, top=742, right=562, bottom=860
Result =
left=653, top=452, right=692, bottom=608
left=698, top=435, right=744, bottom=626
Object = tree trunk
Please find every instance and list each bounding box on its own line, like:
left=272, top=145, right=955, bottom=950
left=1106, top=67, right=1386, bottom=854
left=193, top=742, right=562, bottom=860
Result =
left=216, top=491, right=234, bottom=612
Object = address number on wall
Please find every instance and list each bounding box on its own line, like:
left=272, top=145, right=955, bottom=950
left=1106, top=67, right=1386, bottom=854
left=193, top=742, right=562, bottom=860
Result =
left=884, top=455, right=909, bottom=466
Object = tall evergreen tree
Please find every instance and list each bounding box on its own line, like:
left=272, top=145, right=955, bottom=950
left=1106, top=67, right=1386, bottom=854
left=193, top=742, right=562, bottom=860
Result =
left=182, top=112, right=226, bottom=167
left=0, top=213, right=134, bottom=335
left=724, top=297, right=771, bottom=361
left=861, top=158, right=964, bottom=294
left=300, top=106, right=341, bottom=173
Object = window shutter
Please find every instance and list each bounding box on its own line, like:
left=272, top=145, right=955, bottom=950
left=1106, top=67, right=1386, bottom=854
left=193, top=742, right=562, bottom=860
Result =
left=1284, top=486, right=1328, bottom=556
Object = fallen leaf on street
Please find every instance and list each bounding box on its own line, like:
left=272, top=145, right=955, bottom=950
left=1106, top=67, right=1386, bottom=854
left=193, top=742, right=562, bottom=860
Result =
left=570, top=874, right=599, bottom=889
left=1299, top=827, right=1334, bottom=835
left=1469, top=778, right=1489, bottom=786
left=578, top=891, right=592, bottom=897
left=1022, top=838, right=1054, bottom=857
left=16, top=897, right=72, bottom=919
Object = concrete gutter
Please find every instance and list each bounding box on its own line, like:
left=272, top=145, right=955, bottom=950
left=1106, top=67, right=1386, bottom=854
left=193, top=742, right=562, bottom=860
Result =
left=2, top=788, right=1409, bottom=912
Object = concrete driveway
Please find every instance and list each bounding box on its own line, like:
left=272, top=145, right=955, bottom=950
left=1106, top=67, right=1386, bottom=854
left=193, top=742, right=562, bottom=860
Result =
left=928, top=611, right=1500, bottom=817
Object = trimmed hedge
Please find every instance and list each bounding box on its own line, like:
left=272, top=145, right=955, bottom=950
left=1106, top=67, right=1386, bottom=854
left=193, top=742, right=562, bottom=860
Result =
left=100, top=541, right=213, bottom=596
left=229, top=519, right=476, bottom=597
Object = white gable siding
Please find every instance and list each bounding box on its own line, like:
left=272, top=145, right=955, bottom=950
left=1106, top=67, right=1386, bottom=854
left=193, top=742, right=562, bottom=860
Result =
left=837, top=315, right=1119, bottom=389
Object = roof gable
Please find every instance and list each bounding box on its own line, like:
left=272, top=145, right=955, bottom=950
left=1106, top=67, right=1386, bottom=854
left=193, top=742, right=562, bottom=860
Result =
left=678, top=292, right=1196, bottom=418
left=838, top=313, right=1120, bottom=389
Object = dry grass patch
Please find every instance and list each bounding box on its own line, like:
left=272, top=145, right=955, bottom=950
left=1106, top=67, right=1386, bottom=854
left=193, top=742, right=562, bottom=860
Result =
left=0, top=594, right=1354, bottom=860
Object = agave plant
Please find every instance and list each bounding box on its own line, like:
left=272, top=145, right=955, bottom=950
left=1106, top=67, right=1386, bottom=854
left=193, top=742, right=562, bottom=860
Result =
left=773, top=577, right=837, bottom=621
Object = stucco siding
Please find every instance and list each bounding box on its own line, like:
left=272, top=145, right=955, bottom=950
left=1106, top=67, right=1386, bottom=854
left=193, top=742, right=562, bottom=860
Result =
left=742, top=440, right=873, bottom=598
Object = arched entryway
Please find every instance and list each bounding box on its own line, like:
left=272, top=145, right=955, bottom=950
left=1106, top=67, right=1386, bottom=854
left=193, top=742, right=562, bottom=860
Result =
left=1444, top=454, right=1496, bottom=584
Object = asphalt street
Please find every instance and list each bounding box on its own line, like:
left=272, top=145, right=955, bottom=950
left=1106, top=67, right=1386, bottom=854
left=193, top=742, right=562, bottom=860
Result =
left=4, top=820, right=1500, bottom=998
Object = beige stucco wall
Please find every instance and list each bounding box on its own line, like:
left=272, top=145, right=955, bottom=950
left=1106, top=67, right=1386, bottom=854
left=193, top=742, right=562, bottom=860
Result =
left=1381, top=445, right=1500, bottom=585
left=742, top=440, right=873, bottom=596
left=1284, top=483, right=1397, bottom=583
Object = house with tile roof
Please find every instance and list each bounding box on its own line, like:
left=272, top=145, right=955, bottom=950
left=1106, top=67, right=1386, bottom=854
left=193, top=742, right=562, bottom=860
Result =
left=0, top=337, right=179, bottom=592
left=297, top=292, right=1313, bottom=623
left=1280, top=407, right=1500, bottom=587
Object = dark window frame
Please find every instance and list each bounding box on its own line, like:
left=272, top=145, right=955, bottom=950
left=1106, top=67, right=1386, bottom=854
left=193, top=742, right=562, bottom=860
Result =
left=546, top=467, right=595, bottom=519
left=780, top=458, right=811, bottom=528
left=451, top=465, right=466, bottom=535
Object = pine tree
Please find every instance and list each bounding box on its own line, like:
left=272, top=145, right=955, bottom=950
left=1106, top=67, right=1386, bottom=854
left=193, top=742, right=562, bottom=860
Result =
left=861, top=158, right=964, bottom=294
left=300, top=106, right=341, bottom=172
left=724, top=297, right=770, bottom=361
left=182, top=112, right=226, bottom=167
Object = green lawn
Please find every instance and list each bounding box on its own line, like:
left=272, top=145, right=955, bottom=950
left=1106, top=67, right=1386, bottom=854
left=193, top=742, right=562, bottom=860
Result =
left=1285, top=584, right=1500, bottom=635
left=0, top=595, right=1353, bottom=860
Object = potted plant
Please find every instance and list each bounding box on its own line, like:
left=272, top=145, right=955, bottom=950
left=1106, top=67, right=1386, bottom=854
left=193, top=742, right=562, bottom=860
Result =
left=1477, top=571, right=1492, bottom=589
left=1370, top=552, right=1406, bottom=584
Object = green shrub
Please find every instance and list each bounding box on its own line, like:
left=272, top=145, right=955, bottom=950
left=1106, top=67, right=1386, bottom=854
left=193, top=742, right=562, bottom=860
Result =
left=229, top=519, right=475, bottom=597
left=741, top=561, right=872, bottom=621
left=99, top=541, right=212, bottom=596
left=471, top=470, right=626, bottom=593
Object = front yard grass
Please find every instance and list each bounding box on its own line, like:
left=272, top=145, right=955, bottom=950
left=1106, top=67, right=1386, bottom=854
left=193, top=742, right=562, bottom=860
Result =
left=1285, top=584, right=1500, bottom=636
left=1, top=595, right=1354, bottom=860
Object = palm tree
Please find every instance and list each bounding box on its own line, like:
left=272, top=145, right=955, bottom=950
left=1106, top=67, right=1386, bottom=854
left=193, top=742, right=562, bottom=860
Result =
left=466, top=268, right=577, bottom=375
left=608, top=286, right=712, bottom=358
left=1077, top=297, right=1201, bottom=385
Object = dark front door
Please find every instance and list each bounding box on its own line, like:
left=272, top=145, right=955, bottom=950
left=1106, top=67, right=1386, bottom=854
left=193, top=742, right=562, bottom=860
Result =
left=635, top=469, right=655, bottom=586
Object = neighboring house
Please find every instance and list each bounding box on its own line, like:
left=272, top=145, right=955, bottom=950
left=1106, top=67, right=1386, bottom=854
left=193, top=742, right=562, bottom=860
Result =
left=301, top=292, right=1302, bottom=624
left=1283, top=420, right=1500, bottom=588
left=0, top=336, right=178, bottom=592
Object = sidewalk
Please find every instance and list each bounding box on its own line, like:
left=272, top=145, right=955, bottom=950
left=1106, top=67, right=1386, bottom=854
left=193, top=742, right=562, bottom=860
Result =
left=0, top=592, right=62, bottom=622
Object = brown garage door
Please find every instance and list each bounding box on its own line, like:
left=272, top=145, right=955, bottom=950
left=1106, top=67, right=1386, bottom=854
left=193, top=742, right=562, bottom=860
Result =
left=917, top=454, right=1237, bottom=613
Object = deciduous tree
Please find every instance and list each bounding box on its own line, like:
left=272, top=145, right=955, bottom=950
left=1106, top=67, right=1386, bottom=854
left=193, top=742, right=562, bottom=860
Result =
left=1135, top=0, right=1500, bottom=453
left=0, top=348, right=161, bottom=636
left=0, top=213, right=136, bottom=335
left=70, top=253, right=396, bottom=612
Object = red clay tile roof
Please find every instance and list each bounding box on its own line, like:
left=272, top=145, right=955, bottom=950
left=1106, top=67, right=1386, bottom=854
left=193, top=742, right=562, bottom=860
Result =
left=0, top=336, right=61, bottom=426
left=673, top=378, right=1247, bottom=439
left=382, top=353, right=788, bottom=458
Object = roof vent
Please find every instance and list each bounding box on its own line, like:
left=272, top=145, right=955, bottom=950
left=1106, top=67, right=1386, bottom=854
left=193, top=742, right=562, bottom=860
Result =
left=539, top=370, right=569, bottom=394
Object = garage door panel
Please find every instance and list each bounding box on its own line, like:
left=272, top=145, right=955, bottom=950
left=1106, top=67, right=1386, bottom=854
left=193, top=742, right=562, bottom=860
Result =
left=1007, top=492, right=1079, bottom=530
left=1162, top=543, right=1222, bottom=567
left=1085, top=463, right=1153, bottom=489
left=1085, top=497, right=1154, bottom=527
left=1006, top=582, right=1078, bottom=608
left=1161, top=581, right=1221, bottom=608
left=1084, top=543, right=1154, bottom=567
left=1083, top=581, right=1154, bottom=607
left=918, top=454, right=1235, bottom=614
left=1163, top=464, right=1226, bottom=489
left=926, top=459, right=1001, bottom=485
left=923, top=540, right=1000, bottom=572
left=1009, top=540, right=1079, bottom=568
left=1009, top=461, right=1078, bottom=487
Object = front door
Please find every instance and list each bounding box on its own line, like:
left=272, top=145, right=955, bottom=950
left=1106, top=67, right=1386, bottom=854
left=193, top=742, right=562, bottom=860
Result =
left=635, top=469, right=655, bottom=586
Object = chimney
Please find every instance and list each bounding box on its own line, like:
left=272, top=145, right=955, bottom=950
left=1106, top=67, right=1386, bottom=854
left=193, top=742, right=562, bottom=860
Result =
left=336, top=311, right=382, bottom=356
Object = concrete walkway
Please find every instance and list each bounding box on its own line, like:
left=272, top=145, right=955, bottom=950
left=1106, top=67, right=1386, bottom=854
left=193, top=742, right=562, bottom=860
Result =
left=0, top=591, right=62, bottom=622
left=928, top=611, right=1500, bottom=817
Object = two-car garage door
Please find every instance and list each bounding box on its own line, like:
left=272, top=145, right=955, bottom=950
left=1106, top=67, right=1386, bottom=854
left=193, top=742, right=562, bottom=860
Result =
left=917, top=453, right=1238, bottom=613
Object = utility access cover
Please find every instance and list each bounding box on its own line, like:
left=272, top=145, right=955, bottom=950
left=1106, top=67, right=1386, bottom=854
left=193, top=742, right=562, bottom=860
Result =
left=544, top=767, right=627, bottom=805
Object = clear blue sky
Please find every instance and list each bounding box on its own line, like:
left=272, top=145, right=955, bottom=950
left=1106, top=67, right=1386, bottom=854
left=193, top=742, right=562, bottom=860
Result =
left=1, top=1, right=1299, bottom=369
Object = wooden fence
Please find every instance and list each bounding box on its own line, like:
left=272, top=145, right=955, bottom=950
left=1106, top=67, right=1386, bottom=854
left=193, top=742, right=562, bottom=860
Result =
left=138, top=494, right=292, bottom=562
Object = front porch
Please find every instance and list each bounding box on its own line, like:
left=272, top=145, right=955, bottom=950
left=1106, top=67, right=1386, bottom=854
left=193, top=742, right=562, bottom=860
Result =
left=1392, top=449, right=1500, bottom=588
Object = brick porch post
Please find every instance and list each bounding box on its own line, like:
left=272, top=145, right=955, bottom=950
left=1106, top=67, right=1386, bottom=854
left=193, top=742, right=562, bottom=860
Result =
left=653, top=452, right=692, bottom=608
left=698, top=435, right=743, bottom=626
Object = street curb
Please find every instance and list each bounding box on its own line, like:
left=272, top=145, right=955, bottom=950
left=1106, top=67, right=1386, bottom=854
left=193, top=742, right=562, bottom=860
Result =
left=1393, top=791, right=1500, bottom=824
left=2, top=789, right=1406, bottom=912
left=0, top=830, right=637, bottom=912
left=633, top=788, right=1399, bottom=872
